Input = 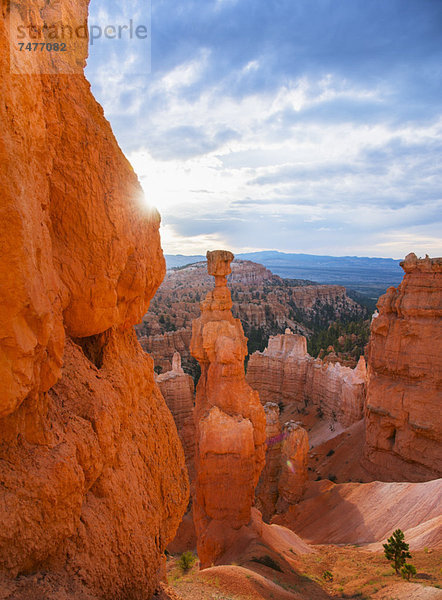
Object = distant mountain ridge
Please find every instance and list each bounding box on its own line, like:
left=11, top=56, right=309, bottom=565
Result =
left=165, top=251, right=403, bottom=298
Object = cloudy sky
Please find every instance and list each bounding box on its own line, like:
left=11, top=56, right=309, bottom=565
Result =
left=86, top=0, right=442, bottom=259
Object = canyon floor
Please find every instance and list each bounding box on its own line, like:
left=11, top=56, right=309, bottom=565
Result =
left=164, top=546, right=442, bottom=600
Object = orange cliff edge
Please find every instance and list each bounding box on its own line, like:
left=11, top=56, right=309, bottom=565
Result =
left=362, top=252, right=442, bottom=481
left=0, top=2, right=188, bottom=598
left=190, top=250, right=267, bottom=568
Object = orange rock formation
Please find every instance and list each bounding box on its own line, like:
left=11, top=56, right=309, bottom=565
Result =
left=0, top=3, right=188, bottom=597
left=276, top=421, right=309, bottom=511
left=256, top=405, right=309, bottom=520
left=157, top=352, right=196, bottom=483
left=140, top=328, right=193, bottom=373
left=363, top=253, right=442, bottom=481
left=247, top=331, right=367, bottom=427
left=190, top=251, right=267, bottom=568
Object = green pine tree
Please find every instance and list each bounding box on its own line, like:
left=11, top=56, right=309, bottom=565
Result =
left=383, top=529, right=412, bottom=574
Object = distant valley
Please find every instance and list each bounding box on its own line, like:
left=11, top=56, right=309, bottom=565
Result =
left=166, top=251, right=403, bottom=298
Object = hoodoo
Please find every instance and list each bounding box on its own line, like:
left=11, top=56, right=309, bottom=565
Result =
left=363, top=253, right=442, bottom=481
left=190, top=251, right=267, bottom=568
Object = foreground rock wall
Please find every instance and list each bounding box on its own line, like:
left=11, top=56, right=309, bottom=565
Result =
left=247, top=331, right=367, bottom=427
left=190, top=251, right=266, bottom=568
left=0, top=3, right=188, bottom=597
left=363, top=253, right=442, bottom=481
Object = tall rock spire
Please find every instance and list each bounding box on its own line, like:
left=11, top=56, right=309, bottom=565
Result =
left=190, top=250, right=266, bottom=568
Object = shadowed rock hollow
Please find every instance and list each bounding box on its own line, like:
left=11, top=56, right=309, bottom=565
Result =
left=0, top=2, right=188, bottom=598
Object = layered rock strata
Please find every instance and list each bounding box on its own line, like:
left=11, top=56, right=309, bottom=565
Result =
left=190, top=251, right=266, bottom=568
left=363, top=253, right=442, bottom=481
left=140, top=328, right=193, bottom=374
left=247, top=331, right=367, bottom=427
left=0, top=3, right=188, bottom=597
left=157, top=353, right=196, bottom=483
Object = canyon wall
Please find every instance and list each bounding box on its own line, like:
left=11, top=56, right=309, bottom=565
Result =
left=190, top=251, right=266, bottom=568
left=0, top=3, right=188, bottom=598
left=363, top=253, right=442, bottom=481
left=140, top=328, right=193, bottom=374
left=247, top=331, right=367, bottom=427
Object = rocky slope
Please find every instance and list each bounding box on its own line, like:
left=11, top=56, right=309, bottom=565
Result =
left=190, top=251, right=266, bottom=568
left=137, top=259, right=366, bottom=375
left=274, top=478, right=442, bottom=550
left=0, top=3, right=188, bottom=598
left=363, top=253, right=442, bottom=482
left=247, top=331, right=367, bottom=427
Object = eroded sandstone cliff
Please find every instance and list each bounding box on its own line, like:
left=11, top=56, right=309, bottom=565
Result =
left=0, top=3, right=188, bottom=598
left=363, top=253, right=442, bottom=481
left=190, top=251, right=266, bottom=568
left=247, top=331, right=367, bottom=428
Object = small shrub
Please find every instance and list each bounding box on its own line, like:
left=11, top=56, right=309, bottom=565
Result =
left=326, top=449, right=335, bottom=457
left=178, top=551, right=197, bottom=572
left=322, top=570, right=333, bottom=581
left=328, top=474, right=337, bottom=482
left=383, top=529, right=411, bottom=574
left=401, top=563, right=416, bottom=580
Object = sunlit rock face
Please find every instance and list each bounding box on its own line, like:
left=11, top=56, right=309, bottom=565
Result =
left=190, top=251, right=266, bottom=569
left=247, top=332, right=367, bottom=427
left=0, top=2, right=188, bottom=597
left=363, top=253, right=442, bottom=481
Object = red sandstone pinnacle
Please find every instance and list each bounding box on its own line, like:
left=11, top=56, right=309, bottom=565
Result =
left=363, top=253, right=442, bottom=481
left=191, top=250, right=266, bottom=568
